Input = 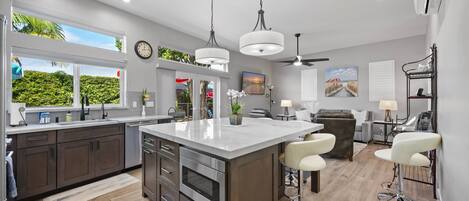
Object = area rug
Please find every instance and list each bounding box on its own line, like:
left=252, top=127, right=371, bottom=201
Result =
left=353, top=142, right=368, bottom=157
left=42, top=173, right=139, bottom=201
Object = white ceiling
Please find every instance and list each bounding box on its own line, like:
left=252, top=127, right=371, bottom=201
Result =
left=97, top=0, right=428, bottom=60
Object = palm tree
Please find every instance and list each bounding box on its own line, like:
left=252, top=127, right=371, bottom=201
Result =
left=12, top=13, right=65, bottom=40
left=12, top=13, right=66, bottom=66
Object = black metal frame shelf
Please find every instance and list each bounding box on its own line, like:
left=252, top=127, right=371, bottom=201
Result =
left=400, top=43, right=438, bottom=199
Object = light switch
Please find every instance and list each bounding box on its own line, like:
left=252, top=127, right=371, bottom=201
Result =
left=132, top=101, right=138, bottom=108
left=146, top=101, right=155, bottom=108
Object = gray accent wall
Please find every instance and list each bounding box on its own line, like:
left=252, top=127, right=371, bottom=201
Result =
left=272, top=35, right=428, bottom=125
left=426, top=0, right=469, bottom=200
left=4, top=0, right=274, bottom=121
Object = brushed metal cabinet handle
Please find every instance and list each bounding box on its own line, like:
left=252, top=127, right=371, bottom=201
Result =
left=161, top=167, right=172, bottom=175
left=160, top=195, right=170, bottom=201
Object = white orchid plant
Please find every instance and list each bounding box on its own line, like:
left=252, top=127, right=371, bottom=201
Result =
left=227, top=89, right=247, bottom=115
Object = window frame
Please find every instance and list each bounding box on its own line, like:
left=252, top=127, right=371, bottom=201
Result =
left=11, top=54, right=127, bottom=112
left=158, top=45, right=229, bottom=72
left=7, top=8, right=128, bottom=112
left=12, top=8, right=127, bottom=53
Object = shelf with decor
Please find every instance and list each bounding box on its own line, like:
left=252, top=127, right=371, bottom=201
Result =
left=398, top=44, right=438, bottom=198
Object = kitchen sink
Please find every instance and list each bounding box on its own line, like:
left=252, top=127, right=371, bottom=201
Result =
left=57, top=119, right=115, bottom=125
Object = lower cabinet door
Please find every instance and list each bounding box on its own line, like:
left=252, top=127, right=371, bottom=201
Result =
left=57, top=139, right=94, bottom=188
left=16, top=145, right=57, bottom=199
left=142, top=146, right=158, bottom=201
left=158, top=180, right=178, bottom=201
left=94, top=135, right=124, bottom=177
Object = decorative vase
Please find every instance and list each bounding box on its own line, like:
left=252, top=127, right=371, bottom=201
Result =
left=142, top=105, right=146, bottom=117
left=229, top=114, right=243, bottom=125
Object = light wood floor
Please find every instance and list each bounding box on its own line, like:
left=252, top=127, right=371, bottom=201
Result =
left=90, top=144, right=435, bottom=201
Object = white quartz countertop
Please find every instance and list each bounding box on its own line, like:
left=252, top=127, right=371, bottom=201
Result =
left=140, top=118, right=324, bottom=159
left=6, top=115, right=173, bottom=135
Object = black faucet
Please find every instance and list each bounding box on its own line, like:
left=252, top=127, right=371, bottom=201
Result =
left=101, top=103, right=108, bottom=119
left=80, top=95, right=90, bottom=121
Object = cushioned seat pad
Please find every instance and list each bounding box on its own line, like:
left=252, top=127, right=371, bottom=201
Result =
left=374, top=149, right=430, bottom=167
left=280, top=154, right=326, bottom=171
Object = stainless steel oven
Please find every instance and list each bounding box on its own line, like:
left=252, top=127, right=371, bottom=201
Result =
left=180, top=147, right=226, bottom=201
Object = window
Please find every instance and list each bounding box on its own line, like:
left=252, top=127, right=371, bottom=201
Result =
left=80, top=65, right=121, bottom=105
left=369, top=60, right=395, bottom=101
left=12, top=12, right=124, bottom=52
left=11, top=55, right=124, bottom=108
left=158, top=46, right=228, bottom=72
left=12, top=57, right=74, bottom=107
left=301, top=69, right=318, bottom=101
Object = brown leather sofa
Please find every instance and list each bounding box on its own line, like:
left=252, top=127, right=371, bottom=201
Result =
left=313, top=109, right=356, bottom=161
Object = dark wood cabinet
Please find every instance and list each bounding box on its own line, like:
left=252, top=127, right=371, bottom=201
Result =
left=12, top=124, right=125, bottom=200
left=142, top=133, right=180, bottom=201
left=142, top=143, right=158, bottom=201
left=57, top=139, right=95, bottom=188
left=94, top=135, right=124, bottom=177
left=157, top=179, right=178, bottom=201
left=16, top=145, right=56, bottom=199
left=57, top=126, right=125, bottom=188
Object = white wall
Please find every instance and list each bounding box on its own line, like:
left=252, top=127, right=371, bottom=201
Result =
left=2, top=0, right=273, bottom=118
left=272, top=36, right=428, bottom=121
left=426, top=0, right=469, bottom=200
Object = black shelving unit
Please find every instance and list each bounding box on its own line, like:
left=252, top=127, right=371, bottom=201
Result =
left=401, top=44, right=438, bottom=198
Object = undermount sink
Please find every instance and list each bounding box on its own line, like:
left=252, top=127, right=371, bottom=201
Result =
left=57, top=119, right=114, bottom=125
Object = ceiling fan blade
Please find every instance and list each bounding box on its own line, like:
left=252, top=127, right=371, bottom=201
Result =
left=302, top=58, right=330, bottom=62
left=304, top=62, right=314, bottom=67
left=276, top=60, right=294, bottom=63
left=279, top=64, right=293, bottom=67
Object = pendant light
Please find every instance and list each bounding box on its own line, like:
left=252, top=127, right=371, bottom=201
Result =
left=239, top=0, right=284, bottom=56
left=195, top=0, right=230, bottom=65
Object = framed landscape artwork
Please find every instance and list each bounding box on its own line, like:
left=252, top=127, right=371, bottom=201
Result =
left=325, top=66, right=359, bottom=97
left=241, top=71, right=265, bottom=95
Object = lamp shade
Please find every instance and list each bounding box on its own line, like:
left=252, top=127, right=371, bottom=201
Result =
left=195, top=47, right=230, bottom=65
left=239, top=30, right=284, bottom=56
left=280, top=100, right=293, bottom=107
left=379, top=100, right=398, bottom=111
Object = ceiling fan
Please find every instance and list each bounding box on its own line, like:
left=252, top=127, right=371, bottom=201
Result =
left=277, top=33, right=330, bottom=67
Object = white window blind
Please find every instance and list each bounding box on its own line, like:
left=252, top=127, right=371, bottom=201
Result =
left=301, top=69, right=318, bottom=101
left=369, top=60, right=395, bottom=101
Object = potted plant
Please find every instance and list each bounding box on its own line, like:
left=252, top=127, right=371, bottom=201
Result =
left=142, top=89, right=151, bottom=117
left=227, top=89, right=247, bottom=125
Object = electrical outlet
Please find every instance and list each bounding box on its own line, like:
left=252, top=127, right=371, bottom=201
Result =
left=132, top=101, right=138, bottom=108
left=146, top=101, right=155, bottom=108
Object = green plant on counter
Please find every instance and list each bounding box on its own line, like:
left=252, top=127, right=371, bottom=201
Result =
left=227, top=89, right=247, bottom=115
left=142, top=88, right=151, bottom=105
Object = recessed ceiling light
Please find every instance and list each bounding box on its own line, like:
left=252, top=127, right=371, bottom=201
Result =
left=123, top=0, right=131, bottom=3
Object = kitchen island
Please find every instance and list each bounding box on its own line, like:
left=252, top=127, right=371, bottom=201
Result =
left=140, top=117, right=323, bottom=201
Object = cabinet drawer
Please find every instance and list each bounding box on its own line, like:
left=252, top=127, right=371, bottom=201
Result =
left=158, top=138, right=179, bottom=160
left=143, top=133, right=157, bottom=148
left=17, top=131, right=56, bottom=149
left=158, top=180, right=178, bottom=201
left=158, top=154, right=178, bottom=187
left=58, top=124, right=124, bottom=143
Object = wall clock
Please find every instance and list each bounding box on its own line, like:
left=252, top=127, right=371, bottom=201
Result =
left=134, top=40, right=153, bottom=59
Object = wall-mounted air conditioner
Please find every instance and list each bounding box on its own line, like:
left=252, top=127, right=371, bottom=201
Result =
left=414, top=0, right=442, bottom=15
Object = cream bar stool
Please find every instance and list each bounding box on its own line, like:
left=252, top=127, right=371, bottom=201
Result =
left=375, top=132, right=441, bottom=201
left=280, top=133, right=336, bottom=201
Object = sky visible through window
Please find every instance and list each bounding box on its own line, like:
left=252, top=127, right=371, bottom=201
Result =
left=61, top=24, right=119, bottom=52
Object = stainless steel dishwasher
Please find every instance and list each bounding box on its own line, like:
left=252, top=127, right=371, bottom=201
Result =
left=125, top=120, right=158, bottom=168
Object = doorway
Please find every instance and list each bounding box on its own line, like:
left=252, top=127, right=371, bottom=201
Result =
left=176, top=72, right=220, bottom=121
